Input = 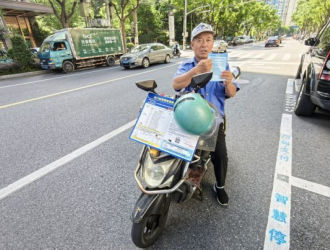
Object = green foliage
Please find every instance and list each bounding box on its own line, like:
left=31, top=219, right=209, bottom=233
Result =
left=126, top=42, right=135, bottom=50
left=7, top=36, right=35, bottom=70
left=34, top=0, right=85, bottom=29
left=0, top=61, right=23, bottom=76
left=136, top=2, right=164, bottom=44
left=293, top=0, right=330, bottom=34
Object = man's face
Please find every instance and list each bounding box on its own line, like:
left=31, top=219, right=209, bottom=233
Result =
left=191, top=32, right=214, bottom=61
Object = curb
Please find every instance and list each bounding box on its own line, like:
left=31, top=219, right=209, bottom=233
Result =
left=0, top=70, right=52, bottom=80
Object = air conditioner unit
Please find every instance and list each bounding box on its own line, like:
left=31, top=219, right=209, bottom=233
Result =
left=90, top=19, right=110, bottom=28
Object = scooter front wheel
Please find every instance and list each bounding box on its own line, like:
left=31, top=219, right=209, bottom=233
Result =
left=131, top=196, right=170, bottom=248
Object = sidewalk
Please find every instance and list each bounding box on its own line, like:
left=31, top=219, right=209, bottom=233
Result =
left=180, top=49, right=194, bottom=58
left=0, top=69, right=52, bottom=80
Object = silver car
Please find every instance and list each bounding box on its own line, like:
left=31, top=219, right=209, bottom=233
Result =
left=212, top=40, right=228, bottom=53
left=120, top=43, right=172, bottom=69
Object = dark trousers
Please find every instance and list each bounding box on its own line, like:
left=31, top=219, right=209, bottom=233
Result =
left=210, top=123, right=228, bottom=187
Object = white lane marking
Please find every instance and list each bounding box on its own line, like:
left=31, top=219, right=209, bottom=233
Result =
left=253, top=53, right=265, bottom=59
left=240, top=53, right=253, bottom=59
left=229, top=53, right=243, bottom=58
left=291, top=177, right=330, bottom=198
left=283, top=54, right=291, bottom=61
left=0, top=67, right=120, bottom=89
left=264, top=79, right=293, bottom=249
left=265, top=53, right=277, bottom=61
left=0, top=120, right=136, bottom=201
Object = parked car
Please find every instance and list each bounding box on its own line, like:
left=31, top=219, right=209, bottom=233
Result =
left=265, top=36, right=280, bottom=47
left=212, top=40, right=228, bottom=53
left=247, top=36, right=256, bottom=43
left=294, top=19, right=330, bottom=116
left=236, top=35, right=249, bottom=44
left=273, top=36, right=283, bottom=43
left=120, top=43, right=172, bottom=69
left=231, top=37, right=245, bottom=46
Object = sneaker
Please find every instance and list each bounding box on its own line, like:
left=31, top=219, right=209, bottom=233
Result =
left=213, top=183, right=229, bottom=206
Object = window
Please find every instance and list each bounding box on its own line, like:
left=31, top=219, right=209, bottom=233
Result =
left=316, top=21, right=330, bottom=57
left=40, top=42, right=51, bottom=53
left=53, top=42, right=67, bottom=51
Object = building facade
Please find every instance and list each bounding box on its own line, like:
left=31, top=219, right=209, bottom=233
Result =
left=264, top=0, right=301, bottom=26
left=0, top=0, right=53, bottom=50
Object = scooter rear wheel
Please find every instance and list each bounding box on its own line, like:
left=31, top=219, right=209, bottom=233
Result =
left=131, top=198, right=170, bottom=248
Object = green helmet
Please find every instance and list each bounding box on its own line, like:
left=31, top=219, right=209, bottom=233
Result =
left=173, top=93, right=214, bottom=135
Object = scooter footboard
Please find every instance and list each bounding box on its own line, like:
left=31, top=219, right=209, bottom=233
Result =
left=131, top=193, right=168, bottom=223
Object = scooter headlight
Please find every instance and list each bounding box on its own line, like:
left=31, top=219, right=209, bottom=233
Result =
left=143, top=153, right=173, bottom=188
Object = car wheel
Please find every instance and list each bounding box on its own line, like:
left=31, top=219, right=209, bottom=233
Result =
left=62, top=61, right=75, bottom=74
left=294, top=77, right=316, bottom=116
left=142, top=58, right=150, bottom=68
left=164, top=54, right=171, bottom=63
left=106, top=56, right=115, bottom=67
left=265, top=45, right=268, bottom=47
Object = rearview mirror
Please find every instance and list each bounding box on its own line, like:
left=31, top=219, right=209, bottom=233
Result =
left=135, top=80, right=157, bottom=93
left=191, top=72, right=213, bottom=92
left=305, top=38, right=316, bottom=46
left=230, top=66, right=241, bottom=79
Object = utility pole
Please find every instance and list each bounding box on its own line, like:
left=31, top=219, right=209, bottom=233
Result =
left=182, top=0, right=187, bottom=50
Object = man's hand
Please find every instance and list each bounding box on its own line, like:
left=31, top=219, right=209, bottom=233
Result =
left=195, top=59, right=213, bottom=75
left=221, top=70, right=233, bottom=86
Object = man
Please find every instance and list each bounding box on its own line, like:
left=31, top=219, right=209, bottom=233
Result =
left=173, top=42, right=180, bottom=56
left=172, top=23, right=239, bottom=206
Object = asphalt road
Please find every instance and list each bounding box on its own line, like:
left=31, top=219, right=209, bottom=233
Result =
left=0, top=38, right=329, bottom=250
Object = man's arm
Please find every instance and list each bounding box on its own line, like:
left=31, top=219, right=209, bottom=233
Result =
left=172, top=59, right=213, bottom=90
left=172, top=68, right=198, bottom=90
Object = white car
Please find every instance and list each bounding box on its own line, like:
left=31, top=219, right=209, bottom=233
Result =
left=212, top=40, right=228, bottom=53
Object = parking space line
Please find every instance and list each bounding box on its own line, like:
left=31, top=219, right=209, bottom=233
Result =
left=291, top=176, right=330, bottom=198
left=0, top=120, right=136, bottom=201
left=264, top=79, right=294, bottom=249
left=264, top=113, right=292, bottom=249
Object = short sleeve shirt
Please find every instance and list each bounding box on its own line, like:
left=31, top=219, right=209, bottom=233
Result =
left=173, top=57, right=240, bottom=117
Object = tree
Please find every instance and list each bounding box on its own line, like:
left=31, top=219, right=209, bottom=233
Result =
left=7, top=36, right=35, bottom=70
left=48, top=0, right=78, bottom=28
left=112, top=0, right=141, bottom=52
left=293, top=0, right=330, bottom=35
left=136, top=2, right=164, bottom=44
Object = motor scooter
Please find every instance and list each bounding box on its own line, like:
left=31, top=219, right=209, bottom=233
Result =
left=172, top=47, right=181, bottom=58
left=130, top=68, right=241, bottom=248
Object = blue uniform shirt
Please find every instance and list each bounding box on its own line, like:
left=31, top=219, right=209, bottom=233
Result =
left=174, top=57, right=240, bottom=117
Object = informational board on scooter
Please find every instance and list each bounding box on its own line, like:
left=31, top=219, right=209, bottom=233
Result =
left=129, top=92, right=199, bottom=162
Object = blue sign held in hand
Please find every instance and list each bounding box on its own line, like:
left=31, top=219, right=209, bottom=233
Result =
left=208, top=53, right=228, bottom=82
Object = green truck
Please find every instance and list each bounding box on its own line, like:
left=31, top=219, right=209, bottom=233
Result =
left=38, top=28, right=124, bottom=73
